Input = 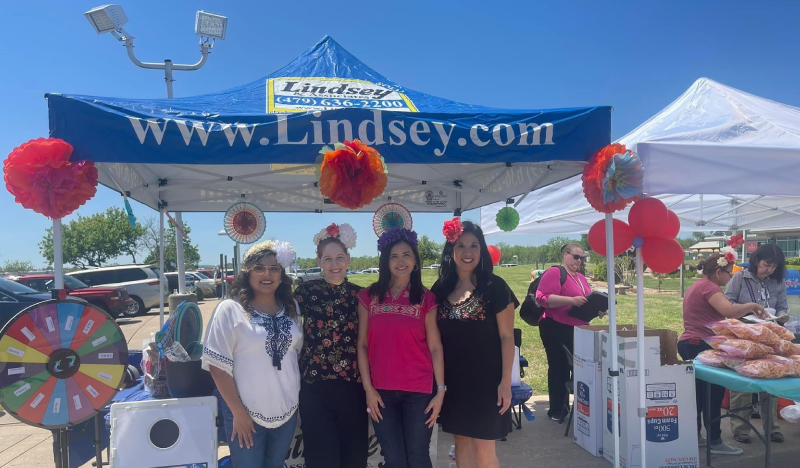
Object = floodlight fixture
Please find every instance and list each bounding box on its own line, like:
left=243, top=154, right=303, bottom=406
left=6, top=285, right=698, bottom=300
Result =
left=84, top=4, right=128, bottom=35
left=196, top=11, right=228, bottom=41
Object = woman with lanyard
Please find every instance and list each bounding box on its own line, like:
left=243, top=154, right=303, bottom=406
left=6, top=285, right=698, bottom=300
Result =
left=536, top=243, right=605, bottom=422
left=202, top=240, right=302, bottom=468
left=678, top=251, right=767, bottom=456
left=724, top=243, right=789, bottom=444
left=433, top=219, right=518, bottom=468
left=357, top=228, right=444, bottom=468
left=294, top=223, right=368, bottom=468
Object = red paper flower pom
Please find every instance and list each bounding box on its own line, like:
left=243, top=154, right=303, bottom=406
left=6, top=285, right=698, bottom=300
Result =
left=442, top=217, right=464, bottom=244
left=318, top=140, right=388, bottom=210
left=4, top=138, right=98, bottom=219
left=582, top=143, right=638, bottom=213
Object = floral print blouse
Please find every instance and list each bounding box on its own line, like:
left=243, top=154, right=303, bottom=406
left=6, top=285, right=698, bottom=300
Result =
left=294, top=278, right=362, bottom=384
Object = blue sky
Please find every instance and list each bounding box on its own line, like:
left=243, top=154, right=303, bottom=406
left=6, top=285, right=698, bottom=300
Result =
left=2, top=1, right=799, bottom=267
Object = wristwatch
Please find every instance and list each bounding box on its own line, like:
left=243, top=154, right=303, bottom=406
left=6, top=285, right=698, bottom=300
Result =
left=437, top=385, right=447, bottom=391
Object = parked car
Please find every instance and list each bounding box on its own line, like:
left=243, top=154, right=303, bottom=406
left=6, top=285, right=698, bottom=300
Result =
left=296, top=267, right=323, bottom=283
left=0, top=278, right=53, bottom=329
left=13, top=274, right=132, bottom=319
left=286, top=272, right=303, bottom=286
left=427, top=264, right=441, bottom=270
left=361, top=268, right=380, bottom=274
left=67, top=265, right=166, bottom=317
left=163, top=272, right=197, bottom=297
left=196, top=268, right=214, bottom=278
left=500, top=263, right=518, bottom=267
left=188, top=271, right=216, bottom=300
left=347, top=270, right=360, bottom=275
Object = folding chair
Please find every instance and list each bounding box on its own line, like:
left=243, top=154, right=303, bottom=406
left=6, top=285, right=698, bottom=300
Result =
left=562, top=343, right=575, bottom=437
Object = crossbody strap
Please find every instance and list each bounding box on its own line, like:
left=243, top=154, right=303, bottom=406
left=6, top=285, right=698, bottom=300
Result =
left=743, top=277, right=757, bottom=303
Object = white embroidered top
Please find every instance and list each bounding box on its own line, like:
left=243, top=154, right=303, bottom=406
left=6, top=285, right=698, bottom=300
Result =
left=201, top=299, right=303, bottom=428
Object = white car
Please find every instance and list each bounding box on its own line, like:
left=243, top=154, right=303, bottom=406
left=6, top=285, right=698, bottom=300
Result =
left=68, top=264, right=167, bottom=317
left=428, top=264, right=441, bottom=270
left=361, top=268, right=380, bottom=274
left=296, top=267, right=323, bottom=283
left=188, top=271, right=216, bottom=300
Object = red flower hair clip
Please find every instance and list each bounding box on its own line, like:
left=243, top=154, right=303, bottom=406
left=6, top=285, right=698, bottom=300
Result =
left=442, top=217, right=464, bottom=244
left=326, top=223, right=340, bottom=238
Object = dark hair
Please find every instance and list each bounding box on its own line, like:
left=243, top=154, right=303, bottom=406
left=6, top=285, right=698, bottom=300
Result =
left=697, top=254, right=728, bottom=279
left=230, top=250, right=297, bottom=319
left=748, top=244, right=786, bottom=282
left=432, top=220, right=494, bottom=302
left=316, top=237, right=348, bottom=259
left=368, top=239, right=424, bottom=305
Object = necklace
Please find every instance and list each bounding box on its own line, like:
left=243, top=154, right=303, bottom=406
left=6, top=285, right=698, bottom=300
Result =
left=568, top=271, right=586, bottom=296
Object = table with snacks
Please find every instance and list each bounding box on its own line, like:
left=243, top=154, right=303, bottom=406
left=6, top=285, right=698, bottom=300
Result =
left=693, top=319, right=800, bottom=468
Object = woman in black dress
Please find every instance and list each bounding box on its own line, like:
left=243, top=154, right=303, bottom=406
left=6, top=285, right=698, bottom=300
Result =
left=432, top=219, right=518, bottom=468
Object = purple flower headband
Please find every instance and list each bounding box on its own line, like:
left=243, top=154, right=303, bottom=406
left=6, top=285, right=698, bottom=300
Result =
left=377, top=228, right=418, bottom=252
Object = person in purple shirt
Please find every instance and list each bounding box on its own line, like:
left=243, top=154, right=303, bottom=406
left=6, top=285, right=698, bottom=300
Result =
left=535, top=243, right=606, bottom=422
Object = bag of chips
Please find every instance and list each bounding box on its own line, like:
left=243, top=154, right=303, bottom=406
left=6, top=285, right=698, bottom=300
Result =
left=727, top=324, right=781, bottom=347
left=696, top=350, right=726, bottom=367
left=760, top=321, right=796, bottom=341
left=773, top=339, right=800, bottom=357
left=736, top=358, right=794, bottom=379
left=766, top=355, right=800, bottom=376
left=707, top=322, right=738, bottom=338
left=704, top=336, right=728, bottom=349
left=716, top=339, right=773, bottom=359
left=718, top=353, right=746, bottom=369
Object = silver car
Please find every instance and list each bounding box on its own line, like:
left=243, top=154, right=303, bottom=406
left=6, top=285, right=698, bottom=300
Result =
left=68, top=265, right=167, bottom=317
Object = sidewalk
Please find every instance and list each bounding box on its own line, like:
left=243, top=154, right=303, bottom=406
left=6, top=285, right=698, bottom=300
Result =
left=1, top=299, right=798, bottom=467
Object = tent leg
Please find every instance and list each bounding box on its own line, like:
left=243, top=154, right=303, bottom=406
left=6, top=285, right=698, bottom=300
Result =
left=605, top=213, right=621, bottom=468
left=635, top=247, right=647, bottom=467
left=53, top=218, right=64, bottom=290
left=680, top=260, right=685, bottom=298
left=175, top=212, right=186, bottom=294
left=159, top=209, right=165, bottom=327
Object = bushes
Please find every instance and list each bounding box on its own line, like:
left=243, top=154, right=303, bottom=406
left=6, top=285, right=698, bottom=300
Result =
left=786, top=258, right=800, bottom=266
left=593, top=261, right=622, bottom=282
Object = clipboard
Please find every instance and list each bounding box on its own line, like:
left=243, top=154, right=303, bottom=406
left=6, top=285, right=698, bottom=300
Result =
left=567, top=291, right=609, bottom=322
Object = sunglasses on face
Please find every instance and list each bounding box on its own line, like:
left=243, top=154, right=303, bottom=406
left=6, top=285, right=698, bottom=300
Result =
left=250, top=265, right=282, bottom=276
left=567, top=253, right=584, bottom=261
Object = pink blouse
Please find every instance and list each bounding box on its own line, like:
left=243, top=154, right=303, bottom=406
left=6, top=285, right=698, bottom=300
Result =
left=535, top=267, right=592, bottom=327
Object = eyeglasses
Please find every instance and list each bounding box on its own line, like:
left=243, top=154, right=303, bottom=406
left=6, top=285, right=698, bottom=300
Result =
left=249, top=265, right=282, bottom=276
left=567, top=253, right=585, bottom=261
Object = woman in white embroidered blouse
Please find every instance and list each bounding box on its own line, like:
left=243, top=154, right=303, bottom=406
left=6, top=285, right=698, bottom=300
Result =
left=202, top=240, right=303, bottom=468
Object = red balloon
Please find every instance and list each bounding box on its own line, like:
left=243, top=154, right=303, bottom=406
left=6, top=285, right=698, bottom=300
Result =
left=587, top=219, right=634, bottom=257
left=663, top=210, right=680, bottom=238
left=487, top=245, right=502, bottom=265
left=628, top=198, right=669, bottom=238
left=641, top=237, right=684, bottom=274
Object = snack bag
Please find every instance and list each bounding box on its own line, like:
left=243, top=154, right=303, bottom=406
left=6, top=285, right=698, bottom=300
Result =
left=737, top=358, right=794, bottom=379
left=707, top=322, right=738, bottom=338
left=727, top=324, right=781, bottom=347
left=716, top=339, right=773, bottom=359
left=718, top=353, right=746, bottom=370
left=766, top=355, right=800, bottom=376
left=696, top=350, right=725, bottom=367
left=760, top=321, right=796, bottom=341
left=773, top=340, right=800, bottom=357
left=704, top=336, right=728, bottom=349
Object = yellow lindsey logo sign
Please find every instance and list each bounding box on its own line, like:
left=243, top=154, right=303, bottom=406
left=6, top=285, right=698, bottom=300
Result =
left=267, top=77, right=418, bottom=114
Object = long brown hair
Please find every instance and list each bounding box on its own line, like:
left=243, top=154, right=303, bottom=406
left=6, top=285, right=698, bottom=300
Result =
left=230, top=249, right=297, bottom=319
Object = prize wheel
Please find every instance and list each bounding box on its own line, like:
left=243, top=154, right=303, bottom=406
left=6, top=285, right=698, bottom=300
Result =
left=0, top=299, right=128, bottom=429
left=224, top=202, right=266, bottom=244
left=372, top=203, right=413, bottom=237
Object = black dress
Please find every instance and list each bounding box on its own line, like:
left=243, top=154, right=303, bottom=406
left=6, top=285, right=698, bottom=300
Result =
left=434, top=275, right=519, bottom=440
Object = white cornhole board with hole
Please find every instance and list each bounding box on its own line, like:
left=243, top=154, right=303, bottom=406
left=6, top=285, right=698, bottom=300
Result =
left=109, top=396, right=218, bottom=468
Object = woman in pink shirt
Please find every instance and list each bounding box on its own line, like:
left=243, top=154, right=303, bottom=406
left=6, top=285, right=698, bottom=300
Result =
left=678, top=252, right=766, bottom=456
left=536, top=243, right=605, bottom=422
left=356, top=228, right=444, bottom=468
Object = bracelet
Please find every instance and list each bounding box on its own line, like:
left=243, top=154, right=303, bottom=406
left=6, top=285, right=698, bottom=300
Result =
left=437, top=385, right=447, bottom=391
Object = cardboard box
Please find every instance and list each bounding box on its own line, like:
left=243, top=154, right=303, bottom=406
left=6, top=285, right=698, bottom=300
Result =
left=601, top=329, right=699, bottom=468
left=572, top=325, right=637, bottom=457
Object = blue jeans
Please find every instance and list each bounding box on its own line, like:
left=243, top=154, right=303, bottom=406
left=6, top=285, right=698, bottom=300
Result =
left=219, top=394, right=297, bottom=468
left=372, top=390, right=434, bottom=468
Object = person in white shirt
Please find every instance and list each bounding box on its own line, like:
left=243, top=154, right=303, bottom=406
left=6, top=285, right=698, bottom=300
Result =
left=202, top=240, right=302, bottom=468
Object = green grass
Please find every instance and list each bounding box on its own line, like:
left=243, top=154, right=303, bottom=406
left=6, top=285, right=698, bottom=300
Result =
left=642, top=275, right=698, bottom=291
left=346, top=265, right=686, bottom=394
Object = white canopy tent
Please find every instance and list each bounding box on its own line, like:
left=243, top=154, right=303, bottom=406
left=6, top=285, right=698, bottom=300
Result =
left=481, top=77, right=800, bottom=467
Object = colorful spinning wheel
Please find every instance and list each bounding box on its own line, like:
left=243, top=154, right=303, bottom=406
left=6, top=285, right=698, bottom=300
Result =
left=224, top=202, right=266, bottom=244
left=0, top=300, right=128, bottom=429
left=373, top=203, right=413, bottom=237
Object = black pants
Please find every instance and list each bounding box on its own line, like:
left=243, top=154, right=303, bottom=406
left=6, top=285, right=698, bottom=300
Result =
left=299, top=380, right=369, bottom=468
left=678, top=340, right=725, bottom=443
left=539, top=317, right=574, bottom=418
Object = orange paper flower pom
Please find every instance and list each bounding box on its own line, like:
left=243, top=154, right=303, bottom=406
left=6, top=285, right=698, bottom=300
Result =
left=4, top=138, right=98, bottom=219
left=582, top=143, right=631, bottom=213
left=318, top=140, right=388, bottom=210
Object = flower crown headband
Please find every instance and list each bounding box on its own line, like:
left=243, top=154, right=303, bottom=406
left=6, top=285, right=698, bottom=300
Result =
left=717, top=246, right=738, bottom=268
left=442, top=217, right=464, bottom=244
left=312, top=223, right=357, bottom=250
left=377, top=228, right=418, bottom=252
left=244, top=240, right=295, bottom=269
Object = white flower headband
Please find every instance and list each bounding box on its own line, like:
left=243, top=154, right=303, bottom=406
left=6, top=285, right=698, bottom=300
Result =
left=717, top=246, right=738, bottom=268
left=243, top=240, right=295, bottom=269
left=312, top=223, right=357, bottom=250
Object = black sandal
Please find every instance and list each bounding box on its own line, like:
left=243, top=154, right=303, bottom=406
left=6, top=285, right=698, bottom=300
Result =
left=734, top=434, right=751, bottom=444
left=771, top=432, right=784, bottom=443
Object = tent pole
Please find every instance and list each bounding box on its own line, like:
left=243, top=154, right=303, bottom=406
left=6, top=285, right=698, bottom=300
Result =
left=175, top=212, right=186, bottom=294
left=742, top=230, right=747, bottom=262
left=159, top=209, right=165, bottom=327
left=680, top=260, right=685, bottom=298
left=53, top=218, right=64, bottom=290
left=635, top=247, right=647, bottom=467
left=605, top=213, right=621, bottom=468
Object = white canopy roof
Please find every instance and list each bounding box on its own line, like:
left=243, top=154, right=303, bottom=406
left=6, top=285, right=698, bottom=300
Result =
left=481, top=78, right=800, bottom=235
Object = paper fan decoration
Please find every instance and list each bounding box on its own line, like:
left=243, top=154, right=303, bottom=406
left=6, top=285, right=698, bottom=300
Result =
left=496, top=206, right=520, bottom=232
left=224, top=202, right=266, bottom=244
left=373, top=203, right=413, bottom=237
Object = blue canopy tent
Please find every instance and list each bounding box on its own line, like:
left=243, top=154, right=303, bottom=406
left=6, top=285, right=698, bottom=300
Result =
left=47, top=36, right=611, bottom=214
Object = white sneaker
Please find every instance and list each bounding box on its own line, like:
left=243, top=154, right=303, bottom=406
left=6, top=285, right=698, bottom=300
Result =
left=698, top=435, right=707, bottom=447
left=710, top=441, right=743, bottom=456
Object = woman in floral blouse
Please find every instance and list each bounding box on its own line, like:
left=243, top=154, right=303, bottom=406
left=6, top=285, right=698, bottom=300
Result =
left=294, top=223, right=367, bottom=468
